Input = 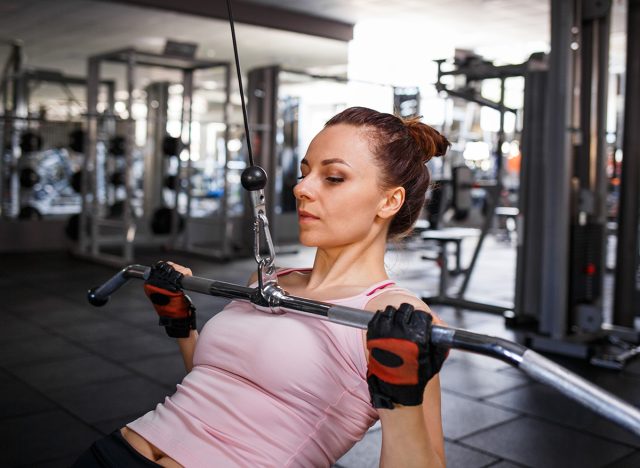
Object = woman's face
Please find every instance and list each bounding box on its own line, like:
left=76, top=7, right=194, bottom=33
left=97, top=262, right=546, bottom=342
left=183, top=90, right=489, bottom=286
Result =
left=293, top=124, right=390, bottom=248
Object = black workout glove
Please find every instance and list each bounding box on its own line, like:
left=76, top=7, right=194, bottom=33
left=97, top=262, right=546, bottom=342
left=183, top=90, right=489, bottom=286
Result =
left=366, top=303, right=448, bottom=409
left=143, top=261, right=196, bottom=338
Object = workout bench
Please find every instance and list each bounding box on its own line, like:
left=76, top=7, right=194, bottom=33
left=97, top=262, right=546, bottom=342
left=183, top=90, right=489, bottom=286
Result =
left=420, top=227, right=512, bottom=314
left=420, top=227, right=480, bottom=292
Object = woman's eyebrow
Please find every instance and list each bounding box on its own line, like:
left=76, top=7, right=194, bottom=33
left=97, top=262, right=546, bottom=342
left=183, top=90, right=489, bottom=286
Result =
left=300, top=158, right=351, bottom=167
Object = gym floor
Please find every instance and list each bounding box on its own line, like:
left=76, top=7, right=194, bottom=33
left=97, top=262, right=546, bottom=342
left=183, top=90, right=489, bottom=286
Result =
left=2, top=237, right=639, bottom=467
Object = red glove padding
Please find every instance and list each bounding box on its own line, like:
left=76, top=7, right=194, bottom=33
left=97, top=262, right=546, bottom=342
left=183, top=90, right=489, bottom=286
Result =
left=143, top=261, right=196, bottom=338
left=366, top=303, right=447, bottom=409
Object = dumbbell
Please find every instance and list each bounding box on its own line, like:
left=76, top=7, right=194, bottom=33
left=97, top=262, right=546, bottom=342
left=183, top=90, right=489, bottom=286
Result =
left=151, top=207, right=185, bottom=234
left=109, top=136, right=126, bottom=157
left=70, top=171, right=82, bottom=193
left=164, top=174, right=178, bottom=190
left=19, top=168, right=40, bottom=188
left=20, top=132, right=43, bottom=154
left=162, top=135, right=184, bottom=157
left=110, top=171, right=126, bottom=187
left=69, top=129, right=85, bottom=153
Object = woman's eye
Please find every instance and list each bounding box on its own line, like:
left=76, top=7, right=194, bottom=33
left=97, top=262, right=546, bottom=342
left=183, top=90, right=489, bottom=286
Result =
left=296, top=174, right=343, bottom=183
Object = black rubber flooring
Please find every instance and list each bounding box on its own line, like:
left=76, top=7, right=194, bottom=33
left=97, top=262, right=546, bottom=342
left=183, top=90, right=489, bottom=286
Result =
left=2, top=242, right=639, bottom=467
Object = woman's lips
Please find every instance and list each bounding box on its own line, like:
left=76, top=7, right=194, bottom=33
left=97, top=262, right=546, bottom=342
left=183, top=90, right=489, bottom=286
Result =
left=298, top=210, right=319, bottom=222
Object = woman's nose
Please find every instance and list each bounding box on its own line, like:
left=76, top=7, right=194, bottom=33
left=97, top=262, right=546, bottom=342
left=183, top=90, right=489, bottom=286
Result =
left=294, top=177, right=314, bottom=201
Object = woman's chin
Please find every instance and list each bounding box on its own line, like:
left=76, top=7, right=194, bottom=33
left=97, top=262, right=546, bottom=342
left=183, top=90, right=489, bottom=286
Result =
left=298, top=236, right=317, bottom=247
left=298, top=231, right=361, bottom=249
left=298, top=232, right=328, bottom=248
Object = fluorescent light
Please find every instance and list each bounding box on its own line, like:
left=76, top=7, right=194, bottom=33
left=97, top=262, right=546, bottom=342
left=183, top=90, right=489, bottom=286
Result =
left=463, top=141, right=491, bottom=161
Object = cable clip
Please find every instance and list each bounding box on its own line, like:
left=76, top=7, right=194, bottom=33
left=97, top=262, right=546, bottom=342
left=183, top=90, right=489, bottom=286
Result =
left=254, top=210, right=286, bottom=313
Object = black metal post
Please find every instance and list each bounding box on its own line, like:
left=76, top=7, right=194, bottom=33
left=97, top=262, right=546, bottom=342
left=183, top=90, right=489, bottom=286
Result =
left=613, top=0, right=640, bottom=325
left=539, top=0, right=577, bottom=338
left=513, top=60, right=548, bottom=325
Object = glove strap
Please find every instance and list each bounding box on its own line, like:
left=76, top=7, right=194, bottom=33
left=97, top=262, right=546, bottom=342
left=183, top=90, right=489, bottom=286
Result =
left=370, top=393, right=395, bottom=410
left=158, top=314, right=196, bottom=338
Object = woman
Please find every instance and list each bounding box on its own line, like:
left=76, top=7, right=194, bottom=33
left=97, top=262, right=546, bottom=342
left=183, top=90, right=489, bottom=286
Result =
left=74, top=106, right=450, bottom=467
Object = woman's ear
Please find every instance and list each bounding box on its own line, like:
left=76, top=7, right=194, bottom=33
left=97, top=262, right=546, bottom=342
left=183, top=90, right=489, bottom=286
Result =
left=377, top=186, right=405, bottom=220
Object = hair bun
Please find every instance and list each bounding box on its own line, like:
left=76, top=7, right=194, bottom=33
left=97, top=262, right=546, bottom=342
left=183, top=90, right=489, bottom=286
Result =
left=403, top=117, right=451, bottom=163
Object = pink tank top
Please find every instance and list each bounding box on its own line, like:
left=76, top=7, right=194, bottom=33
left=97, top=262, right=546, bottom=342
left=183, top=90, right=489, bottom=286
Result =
left=128, top=269, right=408, bottom=467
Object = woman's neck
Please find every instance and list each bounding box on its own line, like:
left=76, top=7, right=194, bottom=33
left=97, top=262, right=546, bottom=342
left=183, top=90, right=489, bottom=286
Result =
left=306, top=233, right=389, bottom=291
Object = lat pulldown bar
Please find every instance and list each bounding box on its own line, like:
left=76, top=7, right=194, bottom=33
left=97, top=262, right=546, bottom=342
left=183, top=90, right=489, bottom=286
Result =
left=87, top=264, right=640, bottom=438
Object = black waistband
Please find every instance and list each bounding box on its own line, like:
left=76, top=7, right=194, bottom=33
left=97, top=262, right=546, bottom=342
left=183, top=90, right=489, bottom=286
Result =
left=72, top=430, right=164, bottom=467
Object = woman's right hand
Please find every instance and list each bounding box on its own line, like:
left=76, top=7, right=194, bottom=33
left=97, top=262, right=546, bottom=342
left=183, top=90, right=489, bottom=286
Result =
left=366, top=303, right=448, bottom=409
left=143, top=261, right=197, bottom=338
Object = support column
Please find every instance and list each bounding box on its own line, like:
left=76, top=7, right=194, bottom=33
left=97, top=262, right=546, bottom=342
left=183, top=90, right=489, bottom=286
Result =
left=513, top=58, right=548, bottom=323
left=173, top=69, right=193, bottom=247
left=568, top=0, right=611, bottom=332
left=613, top=0, right=640, bottom=325
left=81, top=57, right=100, bottom=255
left=144, top=82, right=170, bottom=222
left=539, top=0, right=578, bottom=337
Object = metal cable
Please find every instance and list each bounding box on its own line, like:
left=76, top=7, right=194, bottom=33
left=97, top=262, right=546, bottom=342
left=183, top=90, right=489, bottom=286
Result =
left=225, top=0, right=254, bottom=167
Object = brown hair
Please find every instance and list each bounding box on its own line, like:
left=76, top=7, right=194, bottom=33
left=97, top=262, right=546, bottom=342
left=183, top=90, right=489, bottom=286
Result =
left=325, top=106, right=450, bottom=239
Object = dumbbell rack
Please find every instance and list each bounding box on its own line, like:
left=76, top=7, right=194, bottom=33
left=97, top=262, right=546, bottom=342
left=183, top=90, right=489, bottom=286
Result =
left=74, top=47, right=232, bottom=267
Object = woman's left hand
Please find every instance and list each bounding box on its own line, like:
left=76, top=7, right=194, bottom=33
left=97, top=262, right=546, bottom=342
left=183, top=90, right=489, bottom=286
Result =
left=143, top=261, right=197, bottom=338
left=366, top=303, right=448, bottom=409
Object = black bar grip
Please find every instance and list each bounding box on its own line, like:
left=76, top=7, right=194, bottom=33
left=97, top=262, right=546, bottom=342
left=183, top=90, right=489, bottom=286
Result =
left=181, top=276, right=258, bottom=302
left=87, top=264, right=149, bottom=307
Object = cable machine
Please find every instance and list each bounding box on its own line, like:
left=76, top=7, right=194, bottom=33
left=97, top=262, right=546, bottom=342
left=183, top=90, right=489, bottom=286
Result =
left=509, top=0, right=640, bottom=368
left=422, top=0, right=639, bottom=369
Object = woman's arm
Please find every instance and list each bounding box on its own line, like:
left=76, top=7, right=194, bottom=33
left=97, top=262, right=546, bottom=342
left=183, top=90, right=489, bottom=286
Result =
left=378, top=378, right=445, bottom=468
left=366, top=294, right=447, bottom=468
left=177, top=330, right=198, bottom=372
left=163, top=262, right=199, bottom=372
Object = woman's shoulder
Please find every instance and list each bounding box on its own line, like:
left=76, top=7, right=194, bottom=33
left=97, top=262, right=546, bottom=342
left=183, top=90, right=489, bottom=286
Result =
left=364, top=287, right=443, bottom=324
left=364, top=287, right=425, bottom=310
